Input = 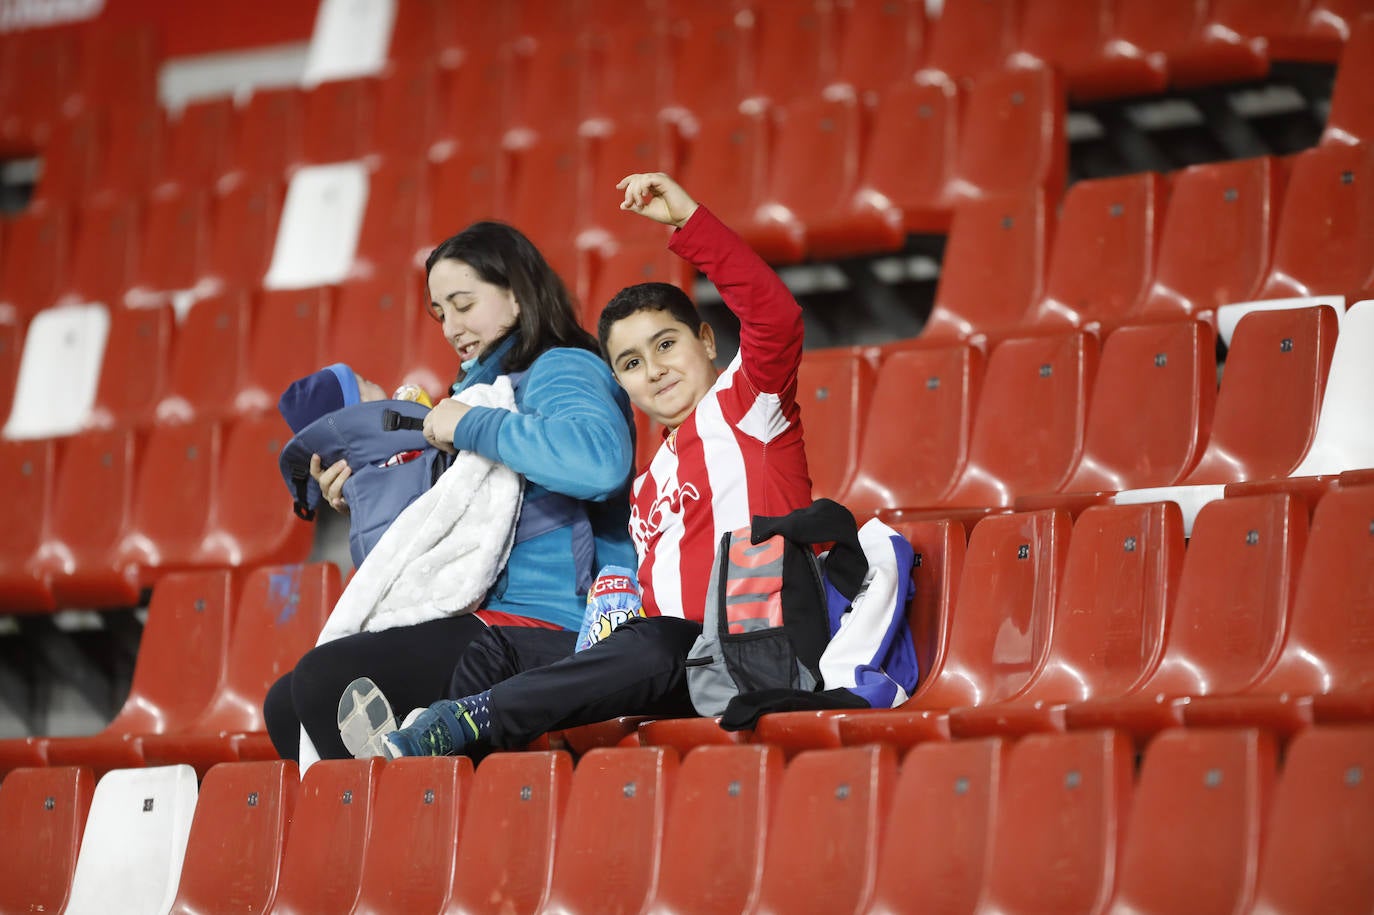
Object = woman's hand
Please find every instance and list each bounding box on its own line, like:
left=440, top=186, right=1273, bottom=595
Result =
left=423, top=398, right=471, bottom=454
left=310, top=453, right=352, bottom=514
left=617, top=172, right=699, bottom=229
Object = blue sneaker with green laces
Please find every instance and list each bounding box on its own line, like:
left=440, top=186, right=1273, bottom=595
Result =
left=382, top=689, right=494, bottom=757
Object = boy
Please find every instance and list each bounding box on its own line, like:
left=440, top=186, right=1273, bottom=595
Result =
left=350, top=172, right=813, bottom=757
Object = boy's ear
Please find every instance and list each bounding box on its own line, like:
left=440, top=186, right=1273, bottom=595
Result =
left=698, top=322, right=716, bottom=360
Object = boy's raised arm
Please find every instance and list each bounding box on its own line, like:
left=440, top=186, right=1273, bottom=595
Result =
left=619, top=173, right=803, bottom=396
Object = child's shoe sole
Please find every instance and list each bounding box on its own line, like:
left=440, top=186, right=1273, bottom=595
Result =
left=337, top=676, right=400, bottom=759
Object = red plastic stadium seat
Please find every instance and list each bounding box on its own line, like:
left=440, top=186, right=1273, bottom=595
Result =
left=388, top=0, right=469, bottom=66
left=166, top=760, right=298, bottom=915
left=840, top=344, right=984, bottom=519
left=1065, top=493, right=1308, bottom=740
left=92, top=102, right=165, bottom=198
left=951, top=502, right=1183, bottom=738
left=921, top=191, right=1050, bottom=343
left=747, top=0, right=839, bottom=108
left=797, top=346, right=876, bottom=501
left=505, top=136, right=583, bottom=258
left=637, top=717, right=752, bottom=757
left=1184, top=305, right=1338, bottom=485
left=132, top=186, right=210, bottom=295
left=0, top=28, right=80, bottom=152
left=0, top=766, right=94, bottom=915
left=1136, top=156, right=1285, bottom=325
left=581, top=242, right=687, bottom=333
left=156, top=292, right=252, bottom=423
left=1183, top=484, right=1374, bottom=734
left=507, top=33, right=591, bottom=141
left=1249, top=726, right=1374, bottom=915
left=585, top=22, right=672, bottom=129
left=1165, top=0, right=1281, bottom=86
left=66, top=196, right=141, bottom=306
left=85, top=303, right=174, bottom=430
left=228, top=87, right=305, bottom=183
left=205, top=179, right=284, bottom=293
left=1028, top=172, right=1166, bottom=332
left=1256, top=136, right=1374, bottom=301
left=867, top=739, right=1006, bottom=915
left=645, top=745, right=782, bottom=914
left=160, top=97, right=236, bottom=191
left=443, top=751, right=572, bottom=915
left=301, top=77, right=377, bottom=164
left=1108, top=729, right=1276, bottom=915
left=430, top=45, right=511, bottom=157
left=887, top=518, right=966, bottom=697
left=426, top=147, right=504, bottom=253
left=578, top=119, right=677, bottom=255
left=768, top=93, right=864, bottom=261
left=74, top=24, right=160, bottom=113
left=353, top=158, right=429, bottom=277
left=0, top=202, right=70, bottom=318
left=1108, top=0, right=1213, bottom=91
left=37, top=571, right=235, bottom=776
left=328, top=275, right=419, bottom=389
left=238, top=288, right=333, bottom=414
left=270, top=758, right=383, bottom=915
left=1323, top=14, right=1374, bottom=146
left=0, top=320, right=19, bottom=420
left=0, top=438, right=57, bottom=612
left=661, top=8, right=751, bottom=126
left=949, top=65, right=1067, bottom=208
left=37, top=427, right=142, bottom=608
left=1057, top=320, right=1216, bottom=493
left=804, top=77, right=960, bottom=253
left=33, top=110, right=101, bottom=205
left=353, top=757, right=473, bottom=915
left=119, top=420, right=223, bottom=576
left=1013, top=0, right=1123, bottom=101
left=982, top=730, right=1133, bottom=914
left=368, top=62, right=440, bottom=160
left=923, top=0, right=1020, bottom=86
left=542, top=747, right=677, bottom=915
left=753, top=746, right=896, bottom=914
left=830, top=0, right=926, bottom=99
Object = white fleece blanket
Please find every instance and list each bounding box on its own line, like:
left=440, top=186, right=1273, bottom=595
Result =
left=298, top=377, right=523, bottom=770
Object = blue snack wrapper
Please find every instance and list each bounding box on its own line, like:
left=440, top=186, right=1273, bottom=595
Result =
left=576, top=565, right=645, bottom=651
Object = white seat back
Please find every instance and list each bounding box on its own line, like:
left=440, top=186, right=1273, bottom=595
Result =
left=1293, top=300, right=1374, bottom=476
left=264, top=162, right=369, bottom=290
left=3, top=303, right=109, bottom=440
left=302, top=0, right=396, bottom=86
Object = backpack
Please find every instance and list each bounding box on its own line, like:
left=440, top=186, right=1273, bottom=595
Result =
left=686, top=499, right=917, bottom=718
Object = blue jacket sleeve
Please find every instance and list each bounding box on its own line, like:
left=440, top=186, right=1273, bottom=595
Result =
left=450, top=348, right=634, bottom=501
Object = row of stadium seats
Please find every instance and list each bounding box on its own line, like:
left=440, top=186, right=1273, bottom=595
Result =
left=4, top=473, right=1370, bottom=777
left=3, top=726, right=1371, bottom=914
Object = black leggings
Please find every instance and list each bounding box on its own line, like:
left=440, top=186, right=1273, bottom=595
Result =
left=264, top=614, right=500, bottom=762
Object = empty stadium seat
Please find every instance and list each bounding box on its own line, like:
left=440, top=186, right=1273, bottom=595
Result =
left=352, top=757, right=473, bottom=915
left=92, top=102, right=165, bottom=198
left=585, top=22, right=672, bottom=129
left=426, top=146, right=505, bottom=252
left=33, top=110, right=101, bottom=205
left=238, top=287, right=333, bottom=414
left=797, top=346, right=876, bottom=501
left=1257, top=143, right=1374, bottom=302
left=1164, top=0, right=1283, bottom=86
left=922, top=0, right=1019, bottom=86
left=1065, top=493, right=1307, bottom=740
left=65, top=196, right=141, bottom=306
left=442, top=751, right=572, bottom=914
left=1182, top=483, right=1374, bottom=734
left=167, top=760, right=298, bottom=915
left=1029, top=172, right=1166, bottom=332
left=1057, top=320, right=1216, bottom=493
left=541, top=747, right=677, bottom=914
left=228, top=87, right=306, bottom=183
left=1248, top=725, right=1374, bottom=915
left=0, top=201, right=70, bottom=318
left=141, top=564, right=339, bottom=774
left=1291, top=300, right=1374, bottom=475
left=645, top=744, right=781, bottom=914
left=1108, top=729, right=1276, bottom=915
left=160, top=97, right=236, bottom=191
left=368, top=62, right=440, bottom=160
left=263, top=162, right=369, bottom=290
left=951, top=502, right=1183, bottom=738
left=0, top=766, right=93, bottom=915
left=982, top=730, right=1133, bottom=914
left=831, top=0, right=926, bottom=98
left=430, top=44, right=511, bottom=157
left=839, top=344, right=984, bottom=519
left=507, top=33, right=591, bottom=141
left=661, top=8, right=751, bottom=126
left=1323, top=14, right=1374, bottom=146
left=37, top=427, right=142, bottom=608
left=1013, top=0, right=1119, bottom=101
left=270, top=757, right=383, bottom=915
left=388, top=0, right=467, bottom=65
left=131, top=186, right=211, bottom=295
left=301, top=76, right=377, bottom=164
left=752, top=745, right=896, bottom=913
left=767, top=92, right=863, bottom=261
left=949, top=65, right=1067, bottom=208
left=353, top=158, right=429, bottom=277
left=0, top=438, right=56, bottom=612
left=303, top=0, right=397, bottom=84
left=1137, top=156, right=1285, bottom=325
left=117, top=420, right=223, bottom=576
left=74, top=24, right=161, bottom=113
left=637, top=716, right=753, bottom=758
left=747, top=0, right=839, bottom=108
left=867, top=739, right=1006, bottom=915
left=3, top=301, right=109, bottom=440
left=921, top=191, right=1051, bottom=342
left=504, top=136, right=584, bottom=260
left=35, top=571, right=235, bottom=774
left=61, top=765, right=198, bottom=915
left=205, top=178, right=285, bottom=293
left=803, top=76, right=959, bottom=255
left=156, top=292, right=252, bottom=423
left=0, top=27, right=79, bottom=152
left=86, top=302, right=174, bottom=430
left=328, top=274, right=419, bottom=389
left=1183, top=304, right=1338, bottom=484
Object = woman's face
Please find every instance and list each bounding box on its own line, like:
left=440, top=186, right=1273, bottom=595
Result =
left=426, top=258, right=521, bottom=363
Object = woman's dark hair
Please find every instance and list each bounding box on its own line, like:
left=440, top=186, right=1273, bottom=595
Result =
left=424, top=221, right=597, bottom=373
left=596, top=282, right=703, bottom=363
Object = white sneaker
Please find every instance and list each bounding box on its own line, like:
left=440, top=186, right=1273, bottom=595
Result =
left=337, top=676, right=401, bottom=760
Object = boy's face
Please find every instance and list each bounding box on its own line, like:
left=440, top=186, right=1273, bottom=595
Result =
left=606, top=310, right=717, bottom=429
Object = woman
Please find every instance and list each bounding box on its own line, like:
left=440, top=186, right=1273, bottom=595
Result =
left=264, top=221, right=637, bottom=761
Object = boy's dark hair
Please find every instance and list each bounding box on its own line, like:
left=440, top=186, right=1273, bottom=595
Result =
left=596, top=282, right=704, bottom=363
left=425, top=221, right=597, bottom=373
